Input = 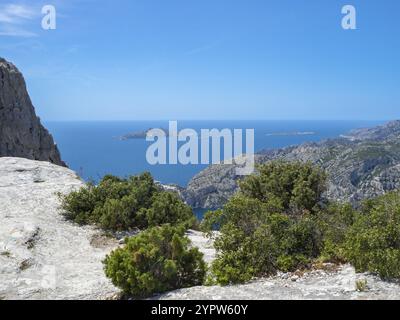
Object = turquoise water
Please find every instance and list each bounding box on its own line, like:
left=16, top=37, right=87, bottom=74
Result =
left=46, top=120, right=382, bottom=187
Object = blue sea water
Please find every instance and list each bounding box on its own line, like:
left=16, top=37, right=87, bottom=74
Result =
left=46, top=120, right=382, bottom=187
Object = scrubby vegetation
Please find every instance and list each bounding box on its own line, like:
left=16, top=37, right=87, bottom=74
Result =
left=202, top=161, right=400, bottom=285
left=238, top=161, right=327, bottom=215
left=317, top=202, right=357, bottom=263
left=104, top=225, right=206, bottom=298
left=61, top=163, right=400, bottom=295
left=344, top=192, right=400, bottom=279
left=202, top=161, right=328, bottom=284
left=59, top=172, right=196, bottom=232
left=60, top=172, right=203, bottom=298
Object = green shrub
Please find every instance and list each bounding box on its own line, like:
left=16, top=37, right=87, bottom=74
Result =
left=59, top=182, right=99, bottom=224
left=95, top=196, right=138, bottom=231
left=276, top=215, right=322, bottom=271
left=60, top=172, right=195, bottom=232
left=317, top=203, right=357, bottom=262
left=104, top=225, right=206, bottom=298
left=145, top=192, right=196, bottom=229
left=211, top=216, right=283, bottom=285
left=200, top=209, right=225, bottom=236
left=343, top=192, right=400, bottom=279
left=239, top=161, right=327, bottom=215
left=208, top=161, right=332, bottom=285
left=210, top=210, right=322, bottom=284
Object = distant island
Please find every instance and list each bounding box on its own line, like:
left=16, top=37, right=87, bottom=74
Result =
left=120, top=130, right=317, bottom=140
left=265, top=131, right=316, bottom=137
left=117, top=128, right=169, bottom=140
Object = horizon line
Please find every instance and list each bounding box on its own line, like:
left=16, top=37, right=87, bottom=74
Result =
left=43, top=119, right=393, bottom=122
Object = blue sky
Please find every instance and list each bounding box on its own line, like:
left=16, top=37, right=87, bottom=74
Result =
left=1, top=0, right=399, bottom=121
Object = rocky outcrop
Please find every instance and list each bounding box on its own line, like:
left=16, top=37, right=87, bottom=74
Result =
left=0, top=157, right=119, bottom=300
left=183, top=121, right=400, bottom=209
left=344, top=120, right=400, bottom=141
left=0, top=58, right=65, bottom=166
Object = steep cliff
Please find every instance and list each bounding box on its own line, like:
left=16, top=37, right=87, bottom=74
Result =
left=183, top=121, right=400, bottom=209
left=0, top=58, right=65, bottom=166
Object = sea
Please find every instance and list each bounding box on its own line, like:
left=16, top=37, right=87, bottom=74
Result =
left=45, top=120, right=383, bottom=218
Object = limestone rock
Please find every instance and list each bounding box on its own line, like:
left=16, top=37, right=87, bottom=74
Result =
left=155, top=264, right=400, bottom=300
left=0, top=58, right=65, bottom=166
left=0, top=157, right=119, bottom=300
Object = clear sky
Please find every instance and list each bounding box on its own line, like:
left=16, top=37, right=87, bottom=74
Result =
left=1, top=0, right=399, bottom=121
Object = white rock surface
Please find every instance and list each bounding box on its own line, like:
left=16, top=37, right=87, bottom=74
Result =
left=186, top=230, right=217, bottom=264
left=161, top=233, right=400, bottom=301
left=156, top=264, right=400, bottom=300
left=0, top=157, right=119, bottom=300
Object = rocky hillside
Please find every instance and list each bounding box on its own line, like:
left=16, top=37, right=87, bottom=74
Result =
left=0, top=157, right=119, bottom=300
left=0, top=58, right=64, bottom=166
left=183, top=121, right=400, bottom=209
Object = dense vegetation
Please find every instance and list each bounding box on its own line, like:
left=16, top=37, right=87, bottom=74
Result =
left=59, top=172, right=196, bottom=232
left=104, top=225, right=206, bottom=298
left=201, top=161, right=400, bottom=284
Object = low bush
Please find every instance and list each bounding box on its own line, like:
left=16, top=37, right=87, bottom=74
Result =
left=146, top=192, right=196, bottom=229
left=59, top=172, right=195, bottom=232
left=317, top=203, right=357, bottom=263
left=343, top=192, right=400, bottom=279
left=210, top=210, right=322, bottom=284
left=104, top=225, right=206, bottom=298
left=206, top=162, right=328, bottom=285
left=239, top=161, right=327, bottom=215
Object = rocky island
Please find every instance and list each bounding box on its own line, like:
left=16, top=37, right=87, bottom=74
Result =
left=118, top=128, right=169, bottom=140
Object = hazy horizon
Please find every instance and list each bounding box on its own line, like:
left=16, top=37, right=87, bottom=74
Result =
left=44, top=118, right=394, bottom=122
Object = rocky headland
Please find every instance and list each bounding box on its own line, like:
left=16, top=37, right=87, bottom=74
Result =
left=183, top=121, right=400, bottom=209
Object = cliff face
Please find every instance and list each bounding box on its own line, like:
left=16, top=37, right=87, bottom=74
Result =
left=0, top=58, right=65, bottom=166
left=183, top=121, right=400, bottom=209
